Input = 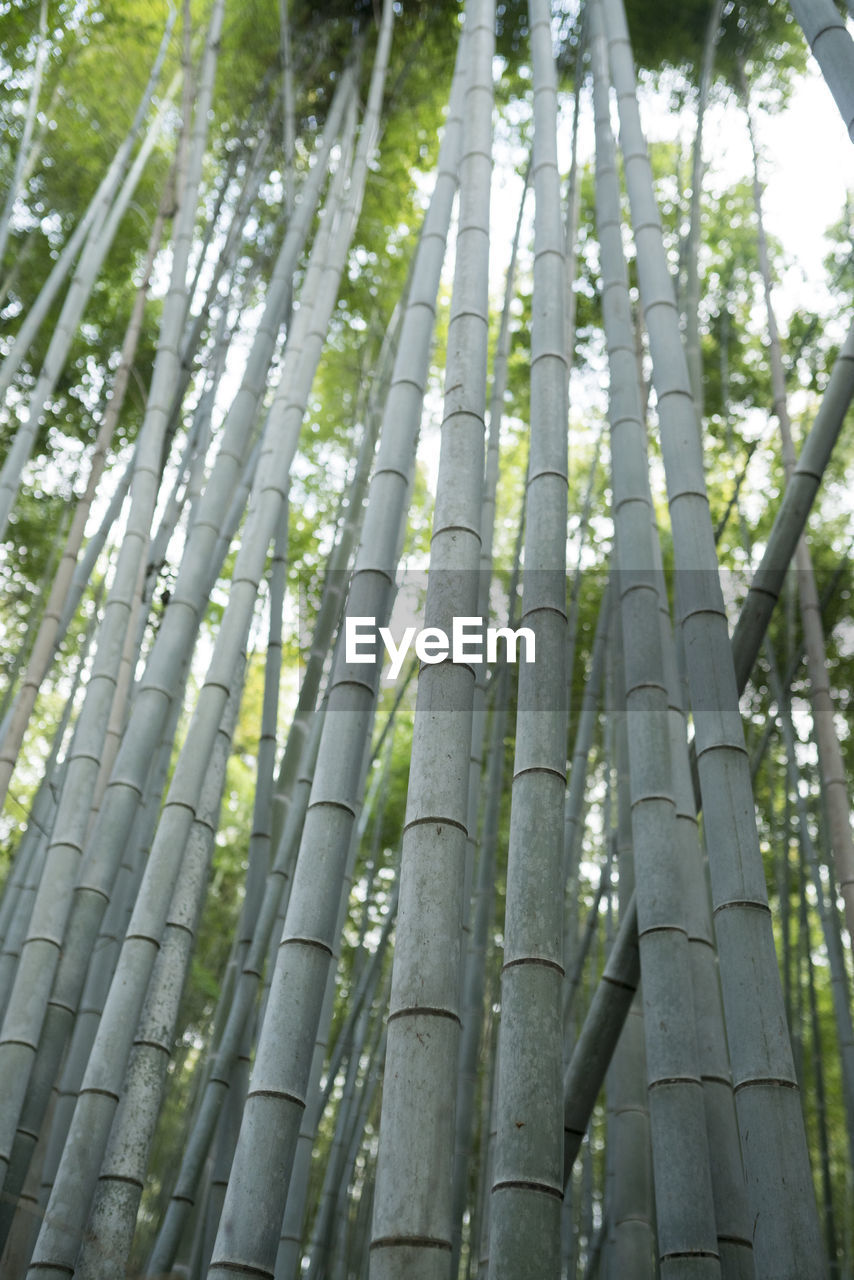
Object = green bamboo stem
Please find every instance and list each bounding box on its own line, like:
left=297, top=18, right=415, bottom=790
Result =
left=0, top=3, right=225, bottom=1207
left=601, top=0, right=825, bottom=1265
left=370, top=3, right=493, bottom=1273
left=72, top=654, right=248, bottom=1279
left=592, top=9, right=720, bottom=1266
left=787, top=0, right=854, bottom=142
left=489, top=1, right=568, bottom=1271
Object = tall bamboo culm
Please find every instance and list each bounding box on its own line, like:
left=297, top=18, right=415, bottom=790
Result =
left=369, top=1, right=493, bottom=1274
left=489, top=2, right=566, bottom=1274
left=601, top=0, right=825, bottom=1269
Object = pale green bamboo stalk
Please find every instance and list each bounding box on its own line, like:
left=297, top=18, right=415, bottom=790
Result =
left=63, top=60, right=356, bottom=935
left=0, top=606, right=95, bottom=995
left=369, top=4, right=492, bottom=1275
left=742, top=79, right=854, bottom=957
left=0, top=2, right=225, bottom=1207
left=649, top=316, right=752, bottom=1276
left=203, top=11, right=468, bottom=1271
left=35, top=672, right=189, bottom=1217
left=682, top=0, right=725, bottom=417
left=603, top=617, right=655, bottom=1280
left=592, top=9, right=720, bottom=1266
left=601, top=0, right=825, bottom=1267
left=280, top=0, right=297, bottom=219
left=71, top=655, right=247, bottom=1280
left=143, top=697, right=329, bottom=1276
left=91, top=550, right=151, bottom=824
left=26, top=77, right=360, bottom=1259
left=654, top=555, right=753, bottom=1276
left=0, top=182, right=169, bottom=807
left=0, top=69, right=355, bottom=1229
left=328, top=1012, right=388, bottom=1278
left=798, top=848, right=840, bottom=1276
left=0, top=15, right=175, bottom=414
left=788, top=0, right=854, bottom=142
left=489, top=1, right=567, bottom=1272
left=451, top=167, right=528, bottom=1272
left=275, top=810, right=378, bottom=1277
left=306, top=972, right=387, bottom=1279
left=730, top=318, right=854, bottom=695
left=0, top=0, right=50, bottom=267
left=0, top=31, right=177, bottom=541
left=269, top=300, right=401, bottom=857
left=762, top=638, right=854, bottom=1168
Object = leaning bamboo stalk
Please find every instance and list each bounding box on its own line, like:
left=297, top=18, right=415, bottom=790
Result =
left=730, top=318, right=854, bottom=694
left=201, top=11, right=469, bottom=1274
left=26, top=87, right=361, bottom=1280
left=564, top=897, right=640, bottom=1177
left=0, top=2, right=226, bottom=1208
left=0, top=181, right=169, bottom=807
left=601, top=0, right=825, bottom=1267
left=591, top=10, right=720, bottom=1266
left=742, top=83, right=854, bottom=957
left=787, top=0, right=854, bottom=142
left=0, top=604, right=96, bottom=1001
left=71, top=657, right=247, bottom=1280
left=367, top=4, right=492, bottom=1276
left=0, top=77, right=174, bottom=545
left=0, top=26, right=175, bottom=411
left=33, top=676, right=189, bottom=1225
left=0, top=76, right=355, bottom=1219
left=54, top=62, right=356, bottom=946
left=275, top=807, right=381, bottom=1278
left=87, top=552, right=149, bottom=820
left=143, top=696, right=329, bottom=1275
left=147, top=444, right=379, bottom=1266
left=762, top=639, right=854, bottom=1170
left=0, top=0, right=50, bottom=267
left=268, top=304, right=400, bottom=856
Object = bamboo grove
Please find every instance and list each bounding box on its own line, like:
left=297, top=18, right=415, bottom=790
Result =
left=0, top=0, right=853, bottom=1275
